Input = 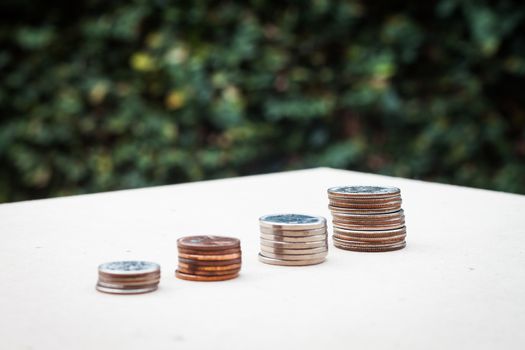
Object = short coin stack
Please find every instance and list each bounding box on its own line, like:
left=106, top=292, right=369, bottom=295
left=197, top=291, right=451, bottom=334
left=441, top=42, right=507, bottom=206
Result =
left=176, top=235, right=242, bottom=282
left=258, top=214, right=328, bottom=266
left=328, top=186, right=407, bottom=252
left=96, top=261, right=160, bottom=294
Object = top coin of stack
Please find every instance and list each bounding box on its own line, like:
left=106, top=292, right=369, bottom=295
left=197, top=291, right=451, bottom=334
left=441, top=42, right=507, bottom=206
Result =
left=327, top=186, right=407, bottom=252
left=96, top=260, right=161, bottom=294
left=176, top=235, right=242, bottom=282
left=258, top=214, right=328, bottom=266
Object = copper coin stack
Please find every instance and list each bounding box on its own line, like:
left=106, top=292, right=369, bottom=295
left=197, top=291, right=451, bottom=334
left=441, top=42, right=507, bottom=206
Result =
left=328, top=186, right=407, bottom=252
left=258, top=214, right=328, bottom=266
left=96, top=261, right=161, bottom=294
left=176, top=235, right=242, bottom=282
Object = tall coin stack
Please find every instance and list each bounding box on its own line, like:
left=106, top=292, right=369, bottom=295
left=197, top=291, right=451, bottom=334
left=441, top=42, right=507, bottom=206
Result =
left=258, top=214, right=328, bottom=266
left=96, top=261, right=161, bottom=294
left=327, top=186, right=407, bottom=252
left=176, top=235, right=242, bottom=282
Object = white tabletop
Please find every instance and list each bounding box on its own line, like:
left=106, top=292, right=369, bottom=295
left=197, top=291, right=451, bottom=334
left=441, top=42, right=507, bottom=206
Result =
left=1, top=168, right=524, bottom=350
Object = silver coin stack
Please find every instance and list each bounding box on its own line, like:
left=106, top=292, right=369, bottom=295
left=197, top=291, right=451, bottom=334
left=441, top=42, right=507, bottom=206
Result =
left=328, top=186, right=407, bottom=252
left=96, top=261, right=161, bottom=294
left=258, top=214, right=328, bottom=266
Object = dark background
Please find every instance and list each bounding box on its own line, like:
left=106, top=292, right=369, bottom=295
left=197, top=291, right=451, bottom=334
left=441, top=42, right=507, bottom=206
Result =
left=1, top=0, right=524, bottom=203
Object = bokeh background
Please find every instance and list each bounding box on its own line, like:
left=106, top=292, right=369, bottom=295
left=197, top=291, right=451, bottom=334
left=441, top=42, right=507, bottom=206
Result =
left=1, top=0, right=524, bottom=203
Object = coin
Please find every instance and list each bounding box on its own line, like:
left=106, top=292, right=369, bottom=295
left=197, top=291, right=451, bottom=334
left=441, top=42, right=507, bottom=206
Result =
left=96, top=285, right=159, bottom=294
left=259, top=214, right=326, bottom=230
left=177, top=235, right=240, bottom=251
left=332, top=222, right=405, bottom=231
left=333, top=233, right=406, bottom=243
left=259, top=226, right=327, bottom=237
left=177, top=247, right=241, bottom=256
left=329, top=196, right=401, bottom=205
left=333, top=241, right=406, bottom=252
left=333, top=226, right=406, bottom=238
left=258, top=253, right=326, bottom=266
left=96, top=260, right=160, bottom=295
left=178, top=257, right=242, bottom=266
left=327, top=186, right=400, bottom=198
left=175, top=270, right=239, bottom=282
left=176, top=266, right=240, bottom=276
left=98, top=261, right=160, bottom=276
left=260, top=245, right=328, bottom=255
left=178, top=252, right=242, bottom=261
left=177, top=262, right=242, bottom=271
left=260, top=251, right=328, bottom=261
left=260, top=233, right=327, bottom=243
left=260, top=239, right=327, bottom=249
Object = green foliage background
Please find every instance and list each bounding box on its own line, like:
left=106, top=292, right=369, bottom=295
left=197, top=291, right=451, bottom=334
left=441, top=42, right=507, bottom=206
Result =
left=1, top=0, right=525, bottom=202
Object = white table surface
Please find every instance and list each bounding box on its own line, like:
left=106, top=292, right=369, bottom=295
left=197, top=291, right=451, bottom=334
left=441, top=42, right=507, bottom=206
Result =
left=1, top=167, right=524, bottom=350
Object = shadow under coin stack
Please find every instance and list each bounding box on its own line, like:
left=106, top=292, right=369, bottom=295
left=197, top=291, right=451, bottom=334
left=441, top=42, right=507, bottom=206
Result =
left=176, top=235, right=242, bottom=281
left=96, top=261, right=161, bottom=294
left=328, top=186, right=407, bottom=252
left=258, top=214, right=328, bottom=266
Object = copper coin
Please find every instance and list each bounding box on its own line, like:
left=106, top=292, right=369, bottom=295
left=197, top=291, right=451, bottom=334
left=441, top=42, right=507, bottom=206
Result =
left=177, top=247, right=241, bottom=255
left=259, top=226, right=327, bottom=237
left=260, top=233, right=327, bottom=243
left=334, top=241, right=406, bottom=252
left=327, top=186, right=400, bottom=198
left=333, top=233, right=406, bottom=243
left=260, top=245, right=328, bottom=255
left=333, top=236, right=406, bottom=247
left=97, top=274, right=161, bottom=285
left=177, top=262, right=241, bottom=271
left=175, top=270, right=239, bottom=282
left=260, top=251, right=328, bottom=261
left=176, top=266, right=241, bottom=276
left=259, top=214, right=326, bottom=231
left=260, top=239, right=327, bottom=249
left=258, top=253, right=326, bottom=266
left=178, top=252, right=242, bottom=261
left=177, top=235, right=240, bottom=251
left=178, top=257, right=242, bottom=266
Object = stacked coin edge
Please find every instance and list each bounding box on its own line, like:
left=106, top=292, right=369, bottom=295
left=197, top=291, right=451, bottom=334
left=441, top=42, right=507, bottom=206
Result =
left=328, top=186, right=407, bottom=252
left=258, top=214, right=328, bottom=266
left=176, top=235, right=242, bottom=282
left=96, top=261, right=161, bottom=294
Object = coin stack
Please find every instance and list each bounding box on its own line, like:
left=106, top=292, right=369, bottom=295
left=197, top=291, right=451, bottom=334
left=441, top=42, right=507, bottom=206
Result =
left=258, top=214, right=328, bottom=266
left=328, top=186, right=407, bottom=252
left=176, top=235, right=242, bottom=282
left=96, top=261, right=161, bottom=294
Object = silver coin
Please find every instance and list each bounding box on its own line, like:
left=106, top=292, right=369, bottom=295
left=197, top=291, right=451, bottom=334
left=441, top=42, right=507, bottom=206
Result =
left=328, top=186, right=400, bottom=198
left=328, top=205, right=402, bottom=215
left=98, top=261, right=160, bottom=276
left=260, top=251, right=328, bottom=261
left=258, top=253, right=326, bottom=266
left=96, top=284, right=158, bottom=294
left=260, top=239, right=327, bottom=249
left=260, top=233, right=327, bottom=243
left=332, top=223, right=405, bottom=231
left=260, top=245, right=328, bottom=255
left=259, top=214, right=326, bottom=230
left=259, top=226, right=327, bottom=237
